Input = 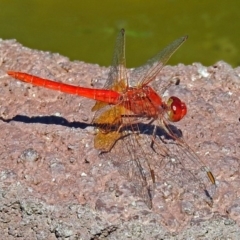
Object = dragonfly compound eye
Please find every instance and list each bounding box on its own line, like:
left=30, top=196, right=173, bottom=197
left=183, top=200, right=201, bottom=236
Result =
left=167, top=96, right=187, bottom=122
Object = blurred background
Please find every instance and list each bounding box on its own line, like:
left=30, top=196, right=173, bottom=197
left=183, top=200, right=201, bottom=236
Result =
left=0, top=1, right=240, bottom=68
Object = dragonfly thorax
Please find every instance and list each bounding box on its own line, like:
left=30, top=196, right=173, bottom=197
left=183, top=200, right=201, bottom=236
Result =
left=119, top=86, right=163, bottom=118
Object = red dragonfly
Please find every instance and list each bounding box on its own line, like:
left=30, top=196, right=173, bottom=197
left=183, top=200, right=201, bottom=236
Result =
left=7, top=29, right=215, bottom=208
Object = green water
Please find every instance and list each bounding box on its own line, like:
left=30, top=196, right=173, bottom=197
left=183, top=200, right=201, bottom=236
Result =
left=1, top=1, right=240, bottom=67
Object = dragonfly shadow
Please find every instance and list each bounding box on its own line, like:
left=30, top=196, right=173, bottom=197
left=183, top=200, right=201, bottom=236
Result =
left=0, top=115, right=183, bottom=141
left=132, top=122, right=183, bottom=140
left=0, top=115, right=92, bottom=129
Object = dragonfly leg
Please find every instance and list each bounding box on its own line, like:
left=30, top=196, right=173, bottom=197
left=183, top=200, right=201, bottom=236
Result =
left=150, top=124, right=157, bottom=152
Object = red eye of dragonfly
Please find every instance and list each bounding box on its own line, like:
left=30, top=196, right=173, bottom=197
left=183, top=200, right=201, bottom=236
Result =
left=167, top=96, right=187, bottom=122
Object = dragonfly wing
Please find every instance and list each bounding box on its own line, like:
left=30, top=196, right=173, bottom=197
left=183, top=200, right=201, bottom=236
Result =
left=152, top=117, right=215, bottom=206
left=93, top=105, right=127, bottom=152
left=130, top=36, right=187, bottom=87
left=94, top=93, right=156, bottom=208
left=92, top=29, right=127, bottom=114
left=99, top=116, right=215, bottom=209
left=101, top=127, right=155, bottom=209
left=103, top=28, right=128, bottom=91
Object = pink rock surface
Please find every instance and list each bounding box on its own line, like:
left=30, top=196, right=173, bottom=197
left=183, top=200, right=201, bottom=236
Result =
left=0, top=39, right=240, bottom=239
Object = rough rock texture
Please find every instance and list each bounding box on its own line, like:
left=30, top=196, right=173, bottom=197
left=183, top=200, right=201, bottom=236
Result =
left=0, top=39, right=240, bottom=239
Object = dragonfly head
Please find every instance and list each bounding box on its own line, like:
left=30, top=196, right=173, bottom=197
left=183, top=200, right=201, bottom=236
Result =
left=166, top=96, right=187, bottom=122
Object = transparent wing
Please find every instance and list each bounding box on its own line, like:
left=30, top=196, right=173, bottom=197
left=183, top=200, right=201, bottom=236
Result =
left=92, top=29, right=128, bottom=114
left=129, top=36, right=187, bottom=87
left=100, top=121, right=156, bottom=209
left=95, top=90, right=215, bottom=209
left=99, top=114, right=215, bottom=209
left=151, top=116, right=216, bottom=206
left=103, top=28, right=128, bottom=91
left=95, top=97, right=158, bottom=208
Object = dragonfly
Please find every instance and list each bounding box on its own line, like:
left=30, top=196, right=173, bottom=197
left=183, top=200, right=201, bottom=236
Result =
left=7, top=29, right=215, bottom=209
